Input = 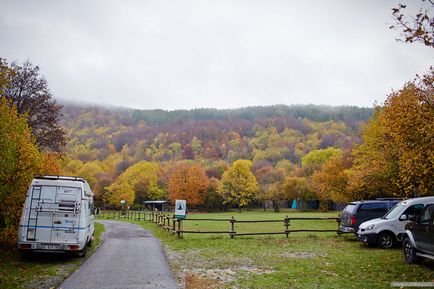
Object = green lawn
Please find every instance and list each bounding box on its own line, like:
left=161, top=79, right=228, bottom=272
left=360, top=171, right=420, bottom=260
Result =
left=0, top=222, right=105, bottom=289
left=100, top=210, right=434, bottom=289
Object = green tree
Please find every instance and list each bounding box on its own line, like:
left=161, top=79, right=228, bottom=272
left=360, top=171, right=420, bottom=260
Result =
left=0, top=97, right=41, bottom=243
left=217, top=160, right=258, bottom=212
left=301, top=147, right=342, bottom=175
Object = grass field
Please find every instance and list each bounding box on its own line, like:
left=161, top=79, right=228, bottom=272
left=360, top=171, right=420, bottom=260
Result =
left=100, top=210, right=434, bottom=289
left=0, top=222, right=105, bottom=289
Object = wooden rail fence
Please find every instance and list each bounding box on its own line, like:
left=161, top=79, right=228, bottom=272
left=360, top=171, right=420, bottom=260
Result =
left=98, top=210, right=344, bottom=238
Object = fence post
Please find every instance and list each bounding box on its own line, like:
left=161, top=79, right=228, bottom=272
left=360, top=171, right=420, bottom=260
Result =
left=172, top=216, right=176, bottom=234
left=230, top=216, right=236, bottom=238
left=284, top=215, right=290, bottom=238
left=336, top=217, right=341, bottom=235
left=177, top=219, right=182, bottom=238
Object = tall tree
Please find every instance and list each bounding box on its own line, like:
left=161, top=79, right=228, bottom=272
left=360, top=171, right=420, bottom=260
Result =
left=0, top=97, right=41, bottom=243
left=382, top=70, right=434, bottom=196
left=168, top=164, right=209, bottom=207
left=312, top=152, right=353, bottom=204
left=217, top=160, right=258, bottom=212
left=3, top=60, right=66, bottom=151
left=348, top=70, right=433, bottom=197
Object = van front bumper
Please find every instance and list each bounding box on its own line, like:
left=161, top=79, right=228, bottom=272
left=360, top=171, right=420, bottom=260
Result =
left=357, top=233, right=378, bottom=245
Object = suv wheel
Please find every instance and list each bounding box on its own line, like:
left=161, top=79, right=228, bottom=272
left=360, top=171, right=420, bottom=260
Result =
left=403, top=238, right=421, bottom=264
left=378, top=232, right=395, bottom=249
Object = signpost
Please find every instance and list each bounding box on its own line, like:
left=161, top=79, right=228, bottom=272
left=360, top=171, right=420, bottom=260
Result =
left=175, top=200, right=187, bottom=219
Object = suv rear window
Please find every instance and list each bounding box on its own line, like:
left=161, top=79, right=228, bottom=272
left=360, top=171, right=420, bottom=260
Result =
left=343, top=204, right=357, bottom=214
left=358, top=203, right=388, bottom=213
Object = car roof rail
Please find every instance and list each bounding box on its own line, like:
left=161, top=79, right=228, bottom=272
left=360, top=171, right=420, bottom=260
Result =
left=34, top=175, right=86, bottom=183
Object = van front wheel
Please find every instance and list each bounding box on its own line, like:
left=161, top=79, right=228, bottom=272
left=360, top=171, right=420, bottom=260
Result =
left=378, top=232, right=395, bottom=249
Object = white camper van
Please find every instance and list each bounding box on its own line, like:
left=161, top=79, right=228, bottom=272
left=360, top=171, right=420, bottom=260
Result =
left=18, top=176, right=95, bottom=256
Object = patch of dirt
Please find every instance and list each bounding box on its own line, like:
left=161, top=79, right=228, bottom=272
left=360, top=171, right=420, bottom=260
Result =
left=184, top=273, right=224, bottom=289
left=165, top=248, right=275, bottom=289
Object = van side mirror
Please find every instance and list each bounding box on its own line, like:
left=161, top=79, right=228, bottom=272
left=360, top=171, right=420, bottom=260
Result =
left=409, top=215, right=418, bottom=222
left=399, top=214, right=408, bottom=221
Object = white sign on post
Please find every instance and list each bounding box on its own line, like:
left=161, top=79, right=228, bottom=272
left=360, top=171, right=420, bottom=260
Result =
left=175, top=199, right=187, bottom=219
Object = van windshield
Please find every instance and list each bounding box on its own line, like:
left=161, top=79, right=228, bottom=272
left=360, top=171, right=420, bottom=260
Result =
left=382, top=202, right=404, bottom=219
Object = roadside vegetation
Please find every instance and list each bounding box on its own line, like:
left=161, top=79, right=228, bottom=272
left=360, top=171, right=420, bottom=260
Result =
left=0, top=222, right=105, bottom=289
left=98, top=211, right=434, bottom=289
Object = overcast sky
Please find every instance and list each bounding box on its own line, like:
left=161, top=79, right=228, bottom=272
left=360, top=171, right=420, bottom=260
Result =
left=0, top=0, right=432, bottom=110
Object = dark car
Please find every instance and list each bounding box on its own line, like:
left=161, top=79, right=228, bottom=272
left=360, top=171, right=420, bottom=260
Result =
left=403, top=203, right=434, bottom=263
left=339, top=199, right=399, bottom=233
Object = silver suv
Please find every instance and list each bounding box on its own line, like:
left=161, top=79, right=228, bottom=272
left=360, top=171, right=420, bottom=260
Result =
left=357, top=197, right=434, bottom=249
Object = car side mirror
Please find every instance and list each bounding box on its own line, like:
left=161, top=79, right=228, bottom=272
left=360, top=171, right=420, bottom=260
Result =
left=399, top=214, right=408, bottom=221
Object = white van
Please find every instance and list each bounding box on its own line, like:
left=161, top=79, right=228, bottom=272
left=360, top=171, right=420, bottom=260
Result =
left=357, top=196, right=434, bottom=249
left=17, top=176, right=94, bottom=256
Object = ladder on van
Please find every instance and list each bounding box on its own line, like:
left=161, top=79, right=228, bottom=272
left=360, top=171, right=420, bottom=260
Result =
left=26, top=186, right=41, bottom=240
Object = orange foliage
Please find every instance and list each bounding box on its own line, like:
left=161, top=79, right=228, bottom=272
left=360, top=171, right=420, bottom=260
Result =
left=41, top=152, right=61, bottom=175
left=168, top=164, right=209, bottom=207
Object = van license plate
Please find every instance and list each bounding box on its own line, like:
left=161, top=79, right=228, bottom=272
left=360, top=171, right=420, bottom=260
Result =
left=42, top=244, right=60, bottom=250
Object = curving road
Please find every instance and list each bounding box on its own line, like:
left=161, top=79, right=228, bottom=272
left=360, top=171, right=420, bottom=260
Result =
left=60, top=220, right=177, bottom=289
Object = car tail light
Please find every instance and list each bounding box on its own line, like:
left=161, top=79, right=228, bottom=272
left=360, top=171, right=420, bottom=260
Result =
left=351, top=215, right=356, bottom=226
left=19, top=243, right=32, bottom=249
left=67, top=245, right=79, bottom=251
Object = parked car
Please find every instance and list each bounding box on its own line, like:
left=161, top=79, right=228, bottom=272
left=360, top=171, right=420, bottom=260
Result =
left=357, top=197, right=434, bottom=248
left=402, top=203, right=434, bottom=263
left=18, top=176, right=94, bottom=256
left=339, top=199, right=399, bottom=234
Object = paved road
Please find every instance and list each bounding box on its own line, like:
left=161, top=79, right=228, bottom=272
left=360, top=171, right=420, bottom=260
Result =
left=60, top=220, right=177, bottom=289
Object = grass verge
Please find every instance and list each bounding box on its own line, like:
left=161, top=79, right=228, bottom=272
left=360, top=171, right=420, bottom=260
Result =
left=0, top=222, right=105, bottom=289
left=100, top=210, right=434, bottom=289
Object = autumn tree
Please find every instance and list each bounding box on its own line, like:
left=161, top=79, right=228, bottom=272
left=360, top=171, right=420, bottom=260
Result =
left=104, top=181, right=135, bottom=207
left=312, top=151, right=354, bottom=205
left=255, top=165, right=286, bottom=212
left=301, top=147, right=342, bottom=175
left=347, top=109, right=402, bottom=199
left=0, top=98, right=41, bottom=243
left=3, top=60, right=66, bottom=151
left=168, top=164, right=209, bottom=207
left=217, top=160, right=258, bottom=212
left=283, top=175, right=315, bottom=211
left=382, top=70, right=433, bottom=196
left=119, top=161, right=163, bottom=202
left=349, top=70, right=433, bottom=198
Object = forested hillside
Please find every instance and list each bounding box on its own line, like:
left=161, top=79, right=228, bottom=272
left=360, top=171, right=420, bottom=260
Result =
left=61, top=104, right=371, bottom=163
left=59, top=104, right=372, bottom=208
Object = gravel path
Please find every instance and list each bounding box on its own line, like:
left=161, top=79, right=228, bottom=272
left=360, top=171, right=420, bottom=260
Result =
left=60, top=220, right=177, bottom=289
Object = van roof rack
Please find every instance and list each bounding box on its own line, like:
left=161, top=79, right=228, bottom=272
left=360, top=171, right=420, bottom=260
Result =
left=34, top=175, right=86, bottom=183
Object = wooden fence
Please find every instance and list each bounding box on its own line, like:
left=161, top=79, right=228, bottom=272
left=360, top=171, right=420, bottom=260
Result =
left=99, top=210, right=344, bottom=238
